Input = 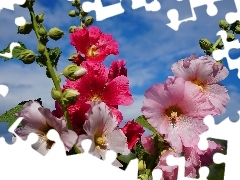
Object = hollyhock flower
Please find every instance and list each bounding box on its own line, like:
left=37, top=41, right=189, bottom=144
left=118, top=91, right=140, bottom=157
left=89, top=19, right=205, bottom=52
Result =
left=108, top=59, right=127, bottom=82
left=141, top=135, right=156, bottom=154
left=76, top=102, right=130, bottom=166
left=141, top=76, right=215, bottom=153
left=184, top=139, right=222, bottom=169
left=155, top=150, right=196, bottom=180
left=63, top=61, right=133, bottom=124
left=171, top=55, right=230, bottom=115
left=70, top=26, right=118, bottom=62
left=121, top=120, right=145, bottom=150
left=14, top=101, right=78, bottom=155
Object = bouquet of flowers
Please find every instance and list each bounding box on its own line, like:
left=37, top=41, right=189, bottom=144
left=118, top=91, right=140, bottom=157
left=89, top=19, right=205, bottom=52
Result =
left=1, top=0, right=238, bottom=179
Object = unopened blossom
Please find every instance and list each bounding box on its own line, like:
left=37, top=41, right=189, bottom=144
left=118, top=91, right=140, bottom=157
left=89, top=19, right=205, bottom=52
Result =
left=76, top=102, right=130, bottom=166
left=171, top=55, right=230, bottom=115
left=63, top=61, right=133, bottom=125
left=121, top=120, right=145, bottom=150
left=14, top=101, right=78, bottom=155
left=155, top=150, right=196, bottom=180
left=70, top=26, right=118, bottom=62
left=141, top=76, right=214, bottom=153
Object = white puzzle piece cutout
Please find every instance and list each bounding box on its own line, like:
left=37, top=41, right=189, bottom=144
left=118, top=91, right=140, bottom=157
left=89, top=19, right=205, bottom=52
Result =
left=225, top=0, right=240, bottom=24
left=167, top=0, right=221, bottom=31
left=198, top=113, right=240, bottom=180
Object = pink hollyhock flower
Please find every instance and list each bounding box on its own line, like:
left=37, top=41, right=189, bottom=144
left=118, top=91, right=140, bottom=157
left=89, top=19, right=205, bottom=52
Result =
left=76, top=102, right=130, bottom=166
left=184, top=139, right=222, bottom=169
left=141, top=76, right=215, bottom=153
left=155, top=150, right=196, bottom=180
left=14, top=101, right=78, bottom=155
left=171, top=55, right=230, bottom=115
left=121, top=120, right=145, bottom=150
left=63, top=61, right=133, bottom=124
left=70, top=26, right=118, bottom=62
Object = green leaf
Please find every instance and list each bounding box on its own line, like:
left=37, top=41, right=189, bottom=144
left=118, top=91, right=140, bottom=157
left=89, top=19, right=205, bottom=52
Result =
left=0, top=98, right=43, bottom=128
left=0, top=42, right=27, bottom=61
left=36, top=47, right=62, bottom=68
left=0, top=104, right=24, bottom=128
left=135, top=115, right=158, bottom=134
left=117, top=152, right=136, bottom=164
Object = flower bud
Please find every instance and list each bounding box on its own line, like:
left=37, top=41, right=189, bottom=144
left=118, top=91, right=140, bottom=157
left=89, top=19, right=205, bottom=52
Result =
left=19, top=0, right=35, bottom=8
left=48, top=27, right=64, bottom=41
left=18, top=49, right=36, bottom=64
left=17, top=22, right=32, bottom=34
left=63, top=64, right=87, bottom=80
left=37, top=42, right=45, bottom=54
left=138, top=160, right=146, bottom=171
left=36, top=13, right=44, bottom=23
left=69, top=26, right=77, bottom=33
left=69, top=10, right=78, bottom=17
left=38, top=26, right=48, bottom=36
left=227, top=33, right=235, bottom=42
left=80, top=10, right=88, bottom=17
left=62, top=89, right=79, bottom=105
left=235, top=25, right=240, bottom=34
left=216, top=41, right=224, bottom=49
left=51, top=88, right=62, bottom=100
left=219, top=20, right=229, bottom=30
left=68, top=53, right=78, bottom=61
left=199, top=38, right=212, bottom=50
left=84, top=16, right=94, bottom=26
left=72, top=0, right=80, bottom=7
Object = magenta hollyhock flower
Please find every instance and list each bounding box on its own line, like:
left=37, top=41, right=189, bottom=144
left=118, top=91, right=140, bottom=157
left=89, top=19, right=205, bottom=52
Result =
left=63, top=61, right=133, bottom=124
left=155, top=150, right=196, bottom=180
left=171, top=55, right=230, bottom=115
left=70, top=26, right=118, bottom=62
left=141, top=76, right=215, bottom=153
left=76, top=102, right=130, bottom=166
left=14, top=101, right=78, bottom=155
left=121, top=120, right=145, bottom=150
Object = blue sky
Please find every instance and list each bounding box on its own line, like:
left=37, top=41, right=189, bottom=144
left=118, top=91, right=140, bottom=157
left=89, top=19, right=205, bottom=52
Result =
left=0, top=0, right=240, bottom=143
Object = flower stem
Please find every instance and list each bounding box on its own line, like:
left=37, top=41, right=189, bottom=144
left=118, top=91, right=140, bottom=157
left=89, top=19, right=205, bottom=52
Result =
left=28, top=6, right=81, bottom=153
left=212, top=36, right=222, bottom=50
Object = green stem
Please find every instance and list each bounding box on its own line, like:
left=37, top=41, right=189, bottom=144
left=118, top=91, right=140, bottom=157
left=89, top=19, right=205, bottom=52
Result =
left=28, top=6, right=81, bottom=153
left=212, top=36, right=222, bottom=50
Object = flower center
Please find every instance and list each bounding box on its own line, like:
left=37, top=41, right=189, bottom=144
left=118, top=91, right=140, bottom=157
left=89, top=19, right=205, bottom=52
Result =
left=191, top=79, right=205, bottom=91
left=87, top=45, right=98, bottom=57
left=164, top=106, right=183, bottom=127
left=95, top=136, right=107, bottom=150
left=90, top=94, right=101, bottom=102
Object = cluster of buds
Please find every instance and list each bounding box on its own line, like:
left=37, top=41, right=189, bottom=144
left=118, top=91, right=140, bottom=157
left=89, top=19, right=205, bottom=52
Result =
left=199, top=19, right=239, bottom=56
left=68, top=0, right=94, bottom=31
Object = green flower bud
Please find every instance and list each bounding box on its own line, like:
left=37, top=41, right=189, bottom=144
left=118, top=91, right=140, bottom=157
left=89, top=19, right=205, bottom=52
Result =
left=227, top=33, right=235, bottom=42
left=37, top=42, right=45, bottom=54
left=72, top=0, right=80, bottom=7
left=63, top=64, right=87, bottom=80
left=138, top=160, right=146, bottom=171
left=51, top=88, right=62, bottom=100
left=219, top=20, right=229, bottom=30
left=19, top=0, right=35, bottom=8
left=199, top=38, right=212, bottom=50
left=18, top=49, right=36, bottom=64
left=69, top=10, right=78, bottom=17
left=48, top=27, right=64, bottom=41
left=69, top=26, right=77, bottom=33
left=80, top=10, right=88, bottom=17
left=17, top=22, right=32, bottom=34
left=62, top=89, right=80, bottom=105
left=235, top=25, right=240, bottom=34
left=68, top=53, right=78, bottom=61
left=84, top=16, right=94, bottom=26
left=36, top=13, right=44, bottom=23
left=38, top=26, right=48, bottom=36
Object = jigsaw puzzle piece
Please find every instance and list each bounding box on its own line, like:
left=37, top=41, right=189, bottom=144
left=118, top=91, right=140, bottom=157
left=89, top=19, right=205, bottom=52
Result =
left=225, top=0, right=240, bottom=24
left=131, top=0, right=161, bottom=12
left=0, top=0, right=26, bottom=11
left=212, top=30, right=240, bottom=79
left=166, top=0, right=221, bottom=31
left=166, top=155, right=209, bottom=179
left=81, top=0, right=125, bottom=21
